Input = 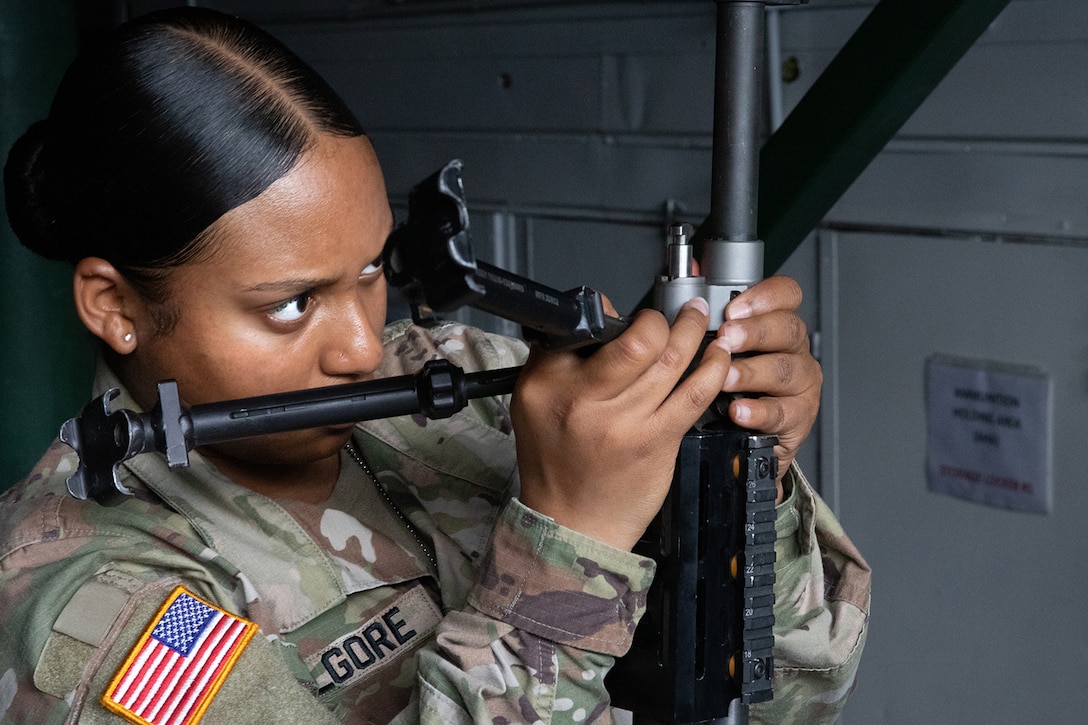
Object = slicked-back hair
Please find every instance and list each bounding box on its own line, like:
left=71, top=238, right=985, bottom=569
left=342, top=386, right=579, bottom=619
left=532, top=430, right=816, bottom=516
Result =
left=5, top=6, right=365, bottom=284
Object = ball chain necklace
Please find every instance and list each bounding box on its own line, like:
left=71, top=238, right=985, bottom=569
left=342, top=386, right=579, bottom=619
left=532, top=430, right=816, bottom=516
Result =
left=344, top=442, right=437, bottom=572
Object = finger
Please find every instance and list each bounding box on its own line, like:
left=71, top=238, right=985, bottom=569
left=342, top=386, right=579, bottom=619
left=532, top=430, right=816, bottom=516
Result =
left=630, top=296, right=715, bottom=390
left=717, top=309, right=809, bottom=356
left=624, top=296, right=722, bottom=411
left=730, top=395, right=786, bottom=437
left=723, top=349, right=822, bottom=399
left=655, top=334, right=733, bottom=430
left=731, top=394, right=806, bottom=491
left=729, top=394, right=814, bottom=455
left=581, top=308, right=668, bottom=397
left=725, top=276, right=802, bottom=320
left=586, top=298, right=709, bottom=399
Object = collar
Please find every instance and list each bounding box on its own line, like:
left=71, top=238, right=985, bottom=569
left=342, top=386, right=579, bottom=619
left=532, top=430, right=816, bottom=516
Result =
left=95, top=358, right=348, bottom=632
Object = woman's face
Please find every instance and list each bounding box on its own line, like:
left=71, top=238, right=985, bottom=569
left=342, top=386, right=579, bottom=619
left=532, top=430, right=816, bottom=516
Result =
left=127, top=134, right=392, bottom=470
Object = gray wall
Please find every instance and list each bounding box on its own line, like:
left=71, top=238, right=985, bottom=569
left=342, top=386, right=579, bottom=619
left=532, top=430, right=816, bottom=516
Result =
left=805, top=1, right=1088, bottom=722
left=210, top=0, right=1088, bottom=721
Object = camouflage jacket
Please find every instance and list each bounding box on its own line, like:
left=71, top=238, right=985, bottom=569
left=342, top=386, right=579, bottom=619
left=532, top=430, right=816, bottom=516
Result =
left=0, top=320, right=870, bottom=724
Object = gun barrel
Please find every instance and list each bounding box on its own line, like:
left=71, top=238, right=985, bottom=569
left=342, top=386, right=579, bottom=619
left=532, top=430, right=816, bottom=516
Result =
left=186, top=362, right=521, bottom=448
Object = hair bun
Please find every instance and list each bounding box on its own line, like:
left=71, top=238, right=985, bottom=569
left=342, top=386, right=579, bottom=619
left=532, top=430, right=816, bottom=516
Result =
left=4, top=119, right=71, bottom=262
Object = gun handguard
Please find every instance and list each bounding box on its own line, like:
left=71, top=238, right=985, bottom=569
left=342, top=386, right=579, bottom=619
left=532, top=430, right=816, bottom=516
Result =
left=605, top=426, right=777, bottom=719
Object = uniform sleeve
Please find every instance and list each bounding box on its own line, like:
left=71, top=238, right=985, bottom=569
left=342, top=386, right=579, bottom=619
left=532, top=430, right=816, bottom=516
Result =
left=0, top=564, right=340, bottom=725
left=413, top=498, right=654, bottom=724
left=750, top=465, right=872, bottom=725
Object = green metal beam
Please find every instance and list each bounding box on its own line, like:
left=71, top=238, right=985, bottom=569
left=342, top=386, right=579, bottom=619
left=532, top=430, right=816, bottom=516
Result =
left=0, top=0, right=91, bottom=492
left=760, top=0, right=1013, bottom=273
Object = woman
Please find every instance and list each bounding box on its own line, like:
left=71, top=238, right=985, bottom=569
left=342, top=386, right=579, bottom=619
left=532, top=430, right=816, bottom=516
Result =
left=0, top=7, right=869, bottom=724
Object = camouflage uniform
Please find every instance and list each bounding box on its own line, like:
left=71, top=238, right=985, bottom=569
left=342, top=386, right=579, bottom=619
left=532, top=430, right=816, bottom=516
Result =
left=0, top=320, right=870, bottom=724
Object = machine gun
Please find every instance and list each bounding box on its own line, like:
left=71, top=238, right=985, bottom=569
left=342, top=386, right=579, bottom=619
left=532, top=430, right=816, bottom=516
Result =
left=58, top=1, right=800, bottom=722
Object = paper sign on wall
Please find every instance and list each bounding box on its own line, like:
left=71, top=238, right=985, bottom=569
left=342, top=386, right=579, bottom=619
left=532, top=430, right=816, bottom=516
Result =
left=925, top=355, right=1052, bottom=514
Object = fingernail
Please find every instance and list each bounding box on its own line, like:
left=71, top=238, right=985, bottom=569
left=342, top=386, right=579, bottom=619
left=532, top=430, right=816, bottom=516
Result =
left=719, top=324, right=744, bottom=351
left=711, top=337, right=732, bottom=354
left=683, top=296, right=710, bottom=316
left=727, top=300, right=753, bottom=320
left=733, top=402, right=751, bottom=423
left=724, top=366, right=740, bottom=389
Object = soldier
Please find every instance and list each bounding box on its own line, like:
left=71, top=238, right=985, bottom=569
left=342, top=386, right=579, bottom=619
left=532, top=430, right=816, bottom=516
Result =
left=0, top=7, right=869, bottom=724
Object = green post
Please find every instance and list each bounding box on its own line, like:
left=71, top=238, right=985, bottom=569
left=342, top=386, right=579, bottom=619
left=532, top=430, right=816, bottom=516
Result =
left=0, top=0, right=92, bottom=492
left=759, top=0, right=1013, bottom=273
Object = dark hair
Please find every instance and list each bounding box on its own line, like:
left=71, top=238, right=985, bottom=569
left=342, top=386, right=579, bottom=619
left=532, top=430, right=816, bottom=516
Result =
left=3, top=6, right=364, bottom=321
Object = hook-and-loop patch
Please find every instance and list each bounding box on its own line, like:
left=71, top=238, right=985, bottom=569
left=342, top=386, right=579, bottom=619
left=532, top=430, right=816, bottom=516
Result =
left=101, top=586, right=257, bottom=725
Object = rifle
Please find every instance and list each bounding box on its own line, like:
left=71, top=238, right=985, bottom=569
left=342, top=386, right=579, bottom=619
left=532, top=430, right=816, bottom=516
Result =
left=59, top=1, right=801, bottom=721
left=57, top=157, right=774, bottom=723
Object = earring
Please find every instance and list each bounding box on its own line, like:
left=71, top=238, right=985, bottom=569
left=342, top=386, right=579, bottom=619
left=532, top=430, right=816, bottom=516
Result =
left=123, top=333, right=134, bottom=343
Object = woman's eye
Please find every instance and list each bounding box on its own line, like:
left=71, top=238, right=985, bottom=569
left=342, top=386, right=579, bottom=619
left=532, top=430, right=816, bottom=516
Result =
left=268, top=293, right=311, bottom=322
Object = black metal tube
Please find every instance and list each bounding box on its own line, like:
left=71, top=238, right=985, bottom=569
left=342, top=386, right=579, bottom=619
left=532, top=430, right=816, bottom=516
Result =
left=709, top=2, right=765, bottom=244
left=186, top=366, right=522, bottom=447
left=188, top=376, right=424, bottom=446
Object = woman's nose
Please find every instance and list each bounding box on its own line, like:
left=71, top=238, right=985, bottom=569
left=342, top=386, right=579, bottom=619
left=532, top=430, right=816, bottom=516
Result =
left=318, top=299, right=382, bottom=379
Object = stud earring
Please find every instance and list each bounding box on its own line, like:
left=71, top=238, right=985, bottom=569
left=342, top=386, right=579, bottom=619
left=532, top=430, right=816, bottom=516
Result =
left=123, top=333, right=134, bottom=343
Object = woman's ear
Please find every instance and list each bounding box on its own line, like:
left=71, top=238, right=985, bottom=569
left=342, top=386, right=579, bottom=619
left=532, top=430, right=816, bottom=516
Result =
left=73, top=257, right=141, bottom=355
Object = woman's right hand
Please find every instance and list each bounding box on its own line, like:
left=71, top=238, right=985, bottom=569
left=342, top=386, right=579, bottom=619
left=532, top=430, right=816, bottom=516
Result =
left=510, top=297, right=732, bottom=551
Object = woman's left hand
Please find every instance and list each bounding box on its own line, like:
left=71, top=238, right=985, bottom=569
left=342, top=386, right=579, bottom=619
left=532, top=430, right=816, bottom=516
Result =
left=716, top=276, right=822, bottom=501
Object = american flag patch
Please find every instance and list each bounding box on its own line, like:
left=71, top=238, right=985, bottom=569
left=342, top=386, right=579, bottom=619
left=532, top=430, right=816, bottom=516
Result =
left=101, top=586, right=257, bottom=725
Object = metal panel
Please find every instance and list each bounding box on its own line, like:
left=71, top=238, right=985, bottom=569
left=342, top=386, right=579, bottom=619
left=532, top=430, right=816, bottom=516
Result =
left=900, top=43, right=1088, bottom=139
left=799, top=0, right=1088, bottom=238
left=824, top=229, right=1088, bottom=723
left=264, top=9, right=719, bottom=137
left=375, top=131, right=713, bottom=220
left=830, top=149, right=1088, bottom=240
